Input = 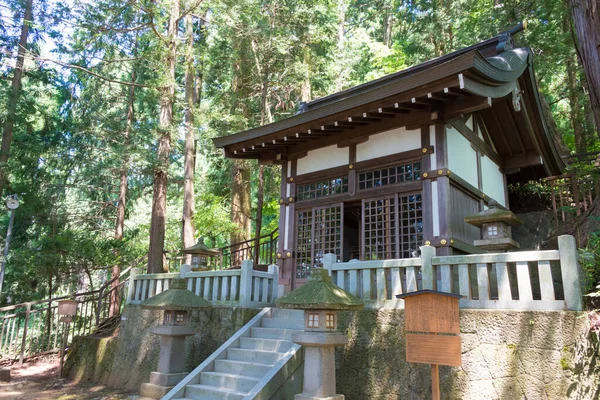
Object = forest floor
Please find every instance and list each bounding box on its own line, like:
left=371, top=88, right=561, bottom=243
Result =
left=0, top=354, right=137, bottom=400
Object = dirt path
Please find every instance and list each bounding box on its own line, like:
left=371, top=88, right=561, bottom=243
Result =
left=0, top=355, right=137, bottom=400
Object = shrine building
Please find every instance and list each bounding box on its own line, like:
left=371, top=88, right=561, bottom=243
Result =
left=213, top=29, right=564, bottom=292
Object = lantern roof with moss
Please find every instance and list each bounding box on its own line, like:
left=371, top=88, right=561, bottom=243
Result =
left=182, top=237, right=220, bottom=256
left=140, top=278, right=211, bottom=310
left=464, top=200, right=523, bottom=228
left=276, top=268, right=364, bottom=311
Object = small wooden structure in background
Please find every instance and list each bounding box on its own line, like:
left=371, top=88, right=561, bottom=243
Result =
left=396, top=290, right=462, bottom=400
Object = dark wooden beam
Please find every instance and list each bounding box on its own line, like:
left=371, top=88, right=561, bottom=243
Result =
left=444, top=96, right=491, bottom=117
left=379, top=107, right=410, bottom=114
left=285, top=110, right=435, bottom=158
left=504, top=153, right=543, bottom=174
left=348, top=116, right=381, bottom=123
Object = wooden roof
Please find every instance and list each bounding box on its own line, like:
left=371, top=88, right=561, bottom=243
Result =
left=213, top=32, right=564, bottom=182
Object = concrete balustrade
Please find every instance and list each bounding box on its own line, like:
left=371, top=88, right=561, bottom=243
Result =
left=127, top=260, right=280, bottom=307
left=324, top=234, right=584, bottom=311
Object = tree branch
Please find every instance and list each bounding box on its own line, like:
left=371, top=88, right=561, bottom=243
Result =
left=34, top=56, right=162, bottom=89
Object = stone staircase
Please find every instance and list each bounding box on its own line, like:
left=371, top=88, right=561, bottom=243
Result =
left=164, top=308, right=304, bottom=400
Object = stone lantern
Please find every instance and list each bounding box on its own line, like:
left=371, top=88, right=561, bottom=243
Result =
left=276, top=268, right=364, bottom=400
left=139, top=278, right=211, bottom=399
left=182, top=237, right=220, bottom=271
left=464, top=200, right=523, bottom=252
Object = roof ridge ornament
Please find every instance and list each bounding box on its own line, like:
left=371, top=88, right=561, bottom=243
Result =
left=496, top=21, right=527, bottom=53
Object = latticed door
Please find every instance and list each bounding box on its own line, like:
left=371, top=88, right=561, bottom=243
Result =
left=362, top=193, right=423, bottom=260
left=362, top=195, right=398, bottom=260
left=295, top=203, right=343, bottom=285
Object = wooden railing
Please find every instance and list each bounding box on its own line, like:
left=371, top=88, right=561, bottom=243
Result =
left=547, top=173, right=599, bottom=226
left=0, top=265, right=134, bottom=363
left=210, top=229, right=279, bottom=270
left=127, top=260, right=280, bottom=307
left=324, top=235, right=583, bottom=311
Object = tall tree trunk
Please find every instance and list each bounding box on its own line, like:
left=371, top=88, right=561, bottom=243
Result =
left=564, top=13, right=588, bottom=154
left=148, top=1, right=179, bottom=274
left=335, top=0, right=346, bottom=92
left=383, top=0, right=393, bottom=48
left=301, top=49, right=312, bottom=102
left=230, top=160, right=251, bottom=256
left=182, top=13, right=197, bottom=263
left=0, top=0, right=33, bottom=197
left=254, top=164, right=265, bottom=264
left=110, top=70, right=135, bottom=316
left=569, top=0, right=600, bottom=139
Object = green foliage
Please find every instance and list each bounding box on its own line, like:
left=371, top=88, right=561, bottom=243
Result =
left=0, top=0, right=597, bottom=305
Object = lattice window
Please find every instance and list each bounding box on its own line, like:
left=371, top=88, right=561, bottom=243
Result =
left=399, top=194, right=423, bottom=259
left=295, top=205, right=343, bottom=279
left=362, top=193, right=423, bottom=260
left=297, top=177, right=348, bottom=201
left=358, top=161, right=421, bottom=190
left=363, top=197, right=397, bottom=260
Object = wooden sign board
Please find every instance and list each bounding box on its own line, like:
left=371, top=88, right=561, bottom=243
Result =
left=406, top=334, right=461, bottom=366
left=397, top=290, right=463, bottom=400
left=404, top=293, right=460, bottom=334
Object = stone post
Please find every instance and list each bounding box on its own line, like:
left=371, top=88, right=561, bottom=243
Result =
left=268, top=263, right=280, bottom=302
left=420, top=245, right=436, bottom=290
left=292, top=331, right=347, bottom=400
left=323, top=253, right=337, bottom=277
left=558, top=235, right=583, bottom=311
left=179, top=264, right=192, bottom=291
left=126, top=267, right=141, bottom=304
left=239, top=259, right=254, bottom=307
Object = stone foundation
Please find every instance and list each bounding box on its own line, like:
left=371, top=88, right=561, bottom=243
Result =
left=336, top=309, right=599, bottom=400
left=64, top=305, right=260, bottom=391
left=65, top=306, right=599, bottom=399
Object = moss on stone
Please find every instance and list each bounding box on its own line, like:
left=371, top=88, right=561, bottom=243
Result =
left=276, top=268, right=364, bottom=310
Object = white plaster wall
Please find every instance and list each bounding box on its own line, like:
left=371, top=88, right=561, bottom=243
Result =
left=356, top=126, right=421, bottom=162
left=446, top=126, right=479, bottom=188
left=465, top=115, right=473, bottom=131
left=429, top=125, right=436, bottom=169
left=296, top=145, right=348, bottom=175
left=481, top=156, right=507, bottom=206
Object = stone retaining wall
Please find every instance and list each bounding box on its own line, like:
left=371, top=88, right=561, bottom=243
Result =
left=64, top=305, right=260, bottom=391
left=66, top=306, right=599, bottom=399
left=336, top=309, right=599, bottom=400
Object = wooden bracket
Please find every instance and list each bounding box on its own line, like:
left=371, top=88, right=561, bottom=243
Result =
left=279, top=197, right=295, bottom=205
left=421, top=168, right=451, bottom=180
left=276, top=250, right=293, bottom=259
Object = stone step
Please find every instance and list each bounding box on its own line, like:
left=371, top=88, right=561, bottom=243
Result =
left=239, top=337, right=294, bottom=352
left=262, top=317, right=304, bottom=330
left=272, top=308, right=304, bottom=319
left=200, top=371, right=259, bottom=392
left=214, top=359, right=273, bottom=378
left=251, top=327, right=304, bottom=341
left=227, top=348, right=283, bottom=365
left=185, top=384, right=247, bottom=400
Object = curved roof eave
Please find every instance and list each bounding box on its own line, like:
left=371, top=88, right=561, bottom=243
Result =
left=213, top=48, right=532, bottom=150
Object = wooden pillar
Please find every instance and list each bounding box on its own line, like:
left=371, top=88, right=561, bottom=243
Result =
left=421, top=126, right=434, bottom=243
left=435, top=123, right=451, bottom=256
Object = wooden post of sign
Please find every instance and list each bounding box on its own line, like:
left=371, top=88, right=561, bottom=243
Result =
left=431, top=364, right=440, bottom=400
left=397, top=289, right=463, bottom=400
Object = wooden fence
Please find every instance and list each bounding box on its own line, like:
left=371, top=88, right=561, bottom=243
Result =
left=324, top=235, right=583, bottom=311
left=0, top=266, right=132, bottom=363
left=127, top=260, right=280, bottom=308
